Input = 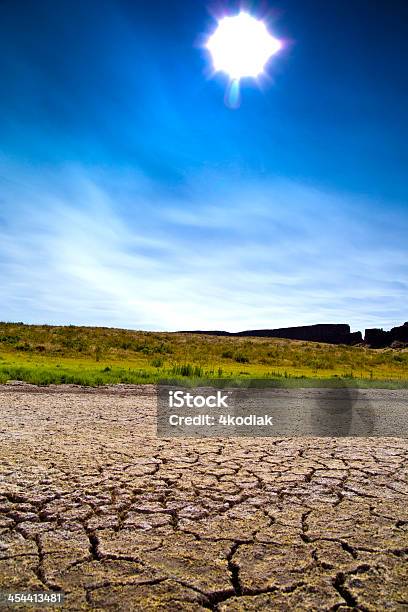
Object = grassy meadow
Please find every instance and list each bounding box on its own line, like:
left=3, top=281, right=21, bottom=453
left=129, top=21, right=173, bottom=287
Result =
left=0, top=322, right=407, bottom=388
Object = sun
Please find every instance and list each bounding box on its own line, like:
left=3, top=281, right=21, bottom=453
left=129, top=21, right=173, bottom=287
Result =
left=206, top=11, right=282, bottom=81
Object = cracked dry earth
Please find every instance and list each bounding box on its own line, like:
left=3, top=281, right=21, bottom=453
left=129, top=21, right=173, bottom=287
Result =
left=0, top=385, right=407, bottom=611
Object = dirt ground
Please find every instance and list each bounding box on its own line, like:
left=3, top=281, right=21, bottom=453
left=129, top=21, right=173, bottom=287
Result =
left=0, top=384, right=407, bottom=611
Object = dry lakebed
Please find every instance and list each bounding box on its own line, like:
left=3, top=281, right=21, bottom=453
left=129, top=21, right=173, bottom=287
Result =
left=0, top=384, right=407, bottom=610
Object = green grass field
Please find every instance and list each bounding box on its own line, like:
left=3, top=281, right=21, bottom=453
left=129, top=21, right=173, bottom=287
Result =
left=0, top=322, right=407, bottom=387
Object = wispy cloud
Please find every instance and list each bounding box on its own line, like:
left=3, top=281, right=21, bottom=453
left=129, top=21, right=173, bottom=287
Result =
left=0, top=162, right=407, bottom=331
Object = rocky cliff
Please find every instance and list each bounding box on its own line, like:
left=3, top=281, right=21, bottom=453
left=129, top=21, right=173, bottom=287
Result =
left=236, top=324, right=362, bottom=344
left=181, top=322, right=408, bottom=347
left=181, top=324, right=363, bottom=345
left=365, top=322, right=408, bottom=348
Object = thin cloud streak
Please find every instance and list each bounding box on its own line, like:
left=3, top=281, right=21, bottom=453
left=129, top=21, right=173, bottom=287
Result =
left=0, top=163, right=407, bottom=331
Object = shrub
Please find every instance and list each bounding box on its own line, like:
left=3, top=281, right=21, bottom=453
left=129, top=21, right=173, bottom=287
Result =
left=170, top=363, right=203, bottom=377
left=0, top=335, right=20, bottom=344
left=15, top=343, right=30, bottom=351
left=235, top=354, right=249, bottom=364
left=120, top=341, right=132, bottom=350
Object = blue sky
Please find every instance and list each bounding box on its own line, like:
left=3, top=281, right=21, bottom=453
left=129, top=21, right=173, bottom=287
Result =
left=0, top=0, right=407, bottom=331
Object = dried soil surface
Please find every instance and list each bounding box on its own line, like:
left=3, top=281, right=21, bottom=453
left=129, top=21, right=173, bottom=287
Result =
left=0, top=384, right=407, bottom=611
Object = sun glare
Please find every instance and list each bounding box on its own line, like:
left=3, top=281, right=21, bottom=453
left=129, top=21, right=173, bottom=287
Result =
left=206, top=12, right=282, bottom=81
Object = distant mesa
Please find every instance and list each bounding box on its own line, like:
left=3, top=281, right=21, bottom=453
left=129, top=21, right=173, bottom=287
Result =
left=236, top=324, right=363, bottom=345
left=180, top=322, right=408, bottom=348
left=365, top=321, right=408, bottom=348
left=179, top=324, right=362, bottom=345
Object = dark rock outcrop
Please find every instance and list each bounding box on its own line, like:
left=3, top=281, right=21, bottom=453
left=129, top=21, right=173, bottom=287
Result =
left=236, top=324, right=361, bottom=345
left=349, top=331, right=364, bottom=344
left=365, top=328, right=390, bottom=348
left=181, top=324, right=362, bottom=345
left=365, top=322, right=408, bottom=348
left=391, top=321, right=408, bottom=343
left=181, top=322, right=408, bottom=348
